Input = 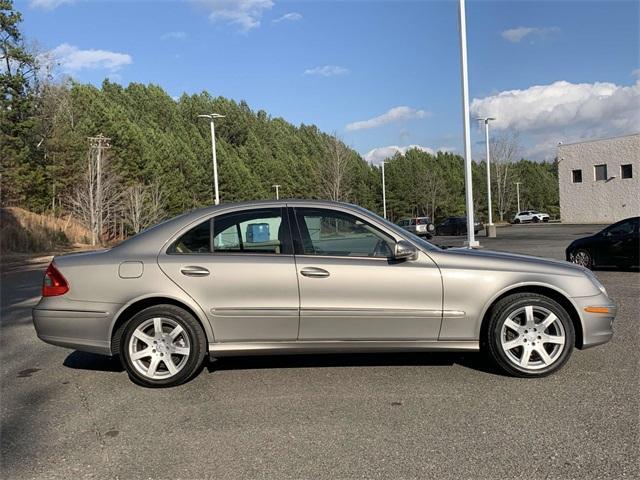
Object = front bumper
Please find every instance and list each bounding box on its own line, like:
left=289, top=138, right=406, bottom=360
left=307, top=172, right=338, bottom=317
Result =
left=572, top=294, right=617, bottom=349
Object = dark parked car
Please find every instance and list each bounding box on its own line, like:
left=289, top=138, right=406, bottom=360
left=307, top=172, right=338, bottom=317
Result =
left=566, top=217, right=639, bottom=269
left=436, top=216, right=484, bottom=236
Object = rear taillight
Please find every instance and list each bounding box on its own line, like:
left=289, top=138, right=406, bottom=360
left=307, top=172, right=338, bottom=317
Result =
left=43, top=262, right=69, bottom=297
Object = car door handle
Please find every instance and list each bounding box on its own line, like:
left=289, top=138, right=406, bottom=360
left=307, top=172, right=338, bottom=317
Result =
left=300, top=267, right=330, bottom=278
left=180, top=266, right=210, bottom=277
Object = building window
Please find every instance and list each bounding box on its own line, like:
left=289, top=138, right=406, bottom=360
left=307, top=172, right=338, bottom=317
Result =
left=621, top=164, right=633, bottom=179
left=594, top=164, right=607, bottom=181
left=572, top=169, right=582, bottom=183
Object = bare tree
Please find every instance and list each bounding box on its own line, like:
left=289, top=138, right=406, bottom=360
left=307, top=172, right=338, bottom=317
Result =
left=320, top=134, right=351, bottom=201
left=68, top=147, right=121, bottom=246
left=491, top=131, right=521, bottom=221
left=123, top=182, right=165, bottom=234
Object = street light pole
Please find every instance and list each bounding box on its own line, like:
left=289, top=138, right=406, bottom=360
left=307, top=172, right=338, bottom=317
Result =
left=458, top=0, right=479, bottom=247
left=381, top=161, right=387, bottom=219
left=272, top=184, right=280, bottom=200
left=515, top=182, right=522, bottom=212
left=477, top=117, right=496, bottom=237
left=198, top=113, right=225, bottom=205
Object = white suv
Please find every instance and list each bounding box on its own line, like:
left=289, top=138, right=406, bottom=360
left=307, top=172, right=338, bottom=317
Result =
left=513, top=210, right=550, bottom=224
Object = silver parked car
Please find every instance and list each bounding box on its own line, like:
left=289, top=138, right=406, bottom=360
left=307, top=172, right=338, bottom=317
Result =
left=34, top=200, right=616, bottom=387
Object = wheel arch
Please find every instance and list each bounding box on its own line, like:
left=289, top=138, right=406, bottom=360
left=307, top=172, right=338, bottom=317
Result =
left=479, top=284, right=584, bottom=349
left=109, top=295, right=214, bottom=355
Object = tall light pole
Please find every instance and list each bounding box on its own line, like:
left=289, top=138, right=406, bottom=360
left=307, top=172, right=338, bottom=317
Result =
left=477, top=117, right=496, bottom=237
left=515, top=182, right=522, bottom=212
left=272, top=184, right=280, bottom=200
left=458, top=0, right=479, bottom=247
left=198, top=113, right=225, bottom=205
left=381, top=161, right=387, bottom=219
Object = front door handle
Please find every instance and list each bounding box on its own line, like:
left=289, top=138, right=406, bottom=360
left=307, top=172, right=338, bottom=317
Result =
left=300, top=267, right=330, bottom=278
left=180, top=266, right=210, bottom=277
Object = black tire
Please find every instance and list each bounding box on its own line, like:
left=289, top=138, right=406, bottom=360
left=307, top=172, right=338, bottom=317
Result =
left=514, top=218, right=521, bottom=224
left=533, top=217, right=540, bottom=223
left=483, top=293, right=575, bottom=378
left=120, top=304, right=207, bottom=387
left=569, top=248, right=593, bottom=269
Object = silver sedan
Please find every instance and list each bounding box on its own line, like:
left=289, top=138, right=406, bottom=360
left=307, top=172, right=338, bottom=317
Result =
left=33, top=200, right=616, bottom=387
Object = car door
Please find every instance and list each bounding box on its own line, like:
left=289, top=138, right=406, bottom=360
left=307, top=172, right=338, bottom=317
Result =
left=158, top=206, right=300, bottom=342
left=601, top=218, right=637, bottom=265
left=291, top=206, right=443, bottom=341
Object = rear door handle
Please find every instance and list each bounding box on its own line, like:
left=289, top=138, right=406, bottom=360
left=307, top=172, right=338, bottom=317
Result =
left=180, top=266, right=210, bottom=277
left=300, top=267, right=330, bottom=278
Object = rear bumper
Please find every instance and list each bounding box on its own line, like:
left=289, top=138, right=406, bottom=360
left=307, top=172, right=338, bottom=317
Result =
left=572, top=295, right=617, bottom=349
left=33, top=306, right=114, bottom=355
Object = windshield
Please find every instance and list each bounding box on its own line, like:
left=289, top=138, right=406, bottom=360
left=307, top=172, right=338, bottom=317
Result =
left=354, top=206, right=441, bottom=251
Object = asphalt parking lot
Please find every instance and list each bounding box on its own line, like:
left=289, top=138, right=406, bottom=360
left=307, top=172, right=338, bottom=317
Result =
left=1, top=223, right=638, bottom=479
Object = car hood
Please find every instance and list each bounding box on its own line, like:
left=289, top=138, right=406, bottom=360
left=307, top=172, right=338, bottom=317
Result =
left=439, top=247, right=587, bottom=276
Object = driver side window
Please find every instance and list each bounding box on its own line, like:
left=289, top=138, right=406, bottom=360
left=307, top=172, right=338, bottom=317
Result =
left=293, top=208, right=394, bottom=258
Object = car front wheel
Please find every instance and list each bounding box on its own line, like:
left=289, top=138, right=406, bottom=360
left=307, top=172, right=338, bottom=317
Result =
left=120, top=304, right=207, bottom=387
left=484, top=293, right=574, bottom=377
left=569, top=249, right=593, bottom=269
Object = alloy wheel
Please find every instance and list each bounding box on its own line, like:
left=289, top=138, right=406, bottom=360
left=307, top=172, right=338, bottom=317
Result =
left=128, top=317, right=191, bottom=379
left=570, top=250, right=591, bottom=268
left=500, top=305, right=566, bottom=370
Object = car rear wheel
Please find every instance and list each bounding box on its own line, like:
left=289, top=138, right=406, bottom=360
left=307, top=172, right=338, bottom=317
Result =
left=484, top=293, right=574, bottom=377
left=532, top=217, right=540, bottom=223
left=120, top=305, right=207, bottom=387
left=569, top=249, right=593, bottom=269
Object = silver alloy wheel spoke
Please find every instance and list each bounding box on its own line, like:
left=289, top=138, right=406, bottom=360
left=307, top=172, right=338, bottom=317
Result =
left=504, top=318, right=521, bottom=332
left=542, top=334, right=564, bottom=345
left=500, top=304, right=566, bottom=371
left=130, top=347, right=152, bottom=360
left=128, top=317, right=191, bottom=380
left=164, top=357, right=178, bottom=375
left=540, top=313, right=558, bottom=330
left=169, top=325, right=184, bottom=340
left=536, top=346, right=553, bottom=365
left=132, top=330, right=154, bottom=345
left=503, top=338, right=524, bottom=350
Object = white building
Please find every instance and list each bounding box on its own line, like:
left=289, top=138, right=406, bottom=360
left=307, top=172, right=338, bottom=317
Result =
left=558, top=133, right=640, bottom=224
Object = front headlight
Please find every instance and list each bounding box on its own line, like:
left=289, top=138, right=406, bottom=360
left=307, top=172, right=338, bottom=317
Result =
left=585, top=270, right=608, bottom=296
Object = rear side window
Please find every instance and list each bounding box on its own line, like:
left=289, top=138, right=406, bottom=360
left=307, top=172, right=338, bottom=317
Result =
left=212, top=208, right=291, bottom=254
left=169, top=220, right=211, bottom=254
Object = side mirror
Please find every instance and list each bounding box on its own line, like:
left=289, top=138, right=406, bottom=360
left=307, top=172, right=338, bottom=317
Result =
left=394, top=240, right=418, bottom=261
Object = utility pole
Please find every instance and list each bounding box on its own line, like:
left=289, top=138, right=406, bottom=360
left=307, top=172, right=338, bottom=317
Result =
left=515, top=182, right=522, bottom=213
left=381, top=161, right=387, bottom=219
left=477, top=117, right=496, bottom=237
left=272, top=184, right=280, bottom=200
left=458, top=0, right=479, bottom=247
left=88, top=134, right=111, bottom=245
left=198, top=113, right=225, bottom=205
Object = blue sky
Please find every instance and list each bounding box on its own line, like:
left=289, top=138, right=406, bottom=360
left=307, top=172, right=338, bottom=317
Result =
left=19, top=0, right=640, bottom=161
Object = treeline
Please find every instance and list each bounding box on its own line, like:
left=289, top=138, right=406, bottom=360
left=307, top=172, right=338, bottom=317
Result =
left=1, top=0, right=558, bottom=245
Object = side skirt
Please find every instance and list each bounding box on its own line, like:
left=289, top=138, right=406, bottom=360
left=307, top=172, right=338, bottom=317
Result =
left=208, top=340, right=479, bottom=357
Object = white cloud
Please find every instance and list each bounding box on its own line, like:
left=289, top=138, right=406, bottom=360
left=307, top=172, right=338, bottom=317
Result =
left=46, top=43, right=132, bottom=72
left=161, top=31, right=187, bottom=40
left=632, top=68, right=640, bottom=78
left=501, top=26, right=560, bottom=43
left=364, top=145, right=440, bottom=165
left=346, top=106, right=429, bottom=132
left=272, top=12, right=302, bottom=23
left=304, top=65, right=350, bottom=77
left=29, top=0, right=74, bottom=10
left=202, top=0, right=274, bottom=32
left=471, top=80, right=640, bottom=158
